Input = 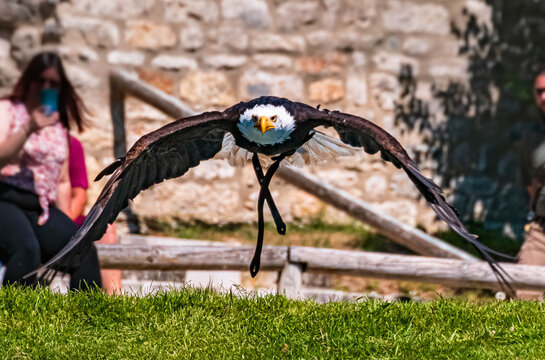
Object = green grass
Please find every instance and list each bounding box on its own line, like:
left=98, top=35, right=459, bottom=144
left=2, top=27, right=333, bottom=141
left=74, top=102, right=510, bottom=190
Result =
left=1, top=286, right=544, bottom=359
left=145, top=218, right=411, bottom=253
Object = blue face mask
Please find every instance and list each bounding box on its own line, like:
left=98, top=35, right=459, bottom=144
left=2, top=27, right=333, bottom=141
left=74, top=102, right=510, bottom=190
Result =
left=40, top=88, right=59, bottom=116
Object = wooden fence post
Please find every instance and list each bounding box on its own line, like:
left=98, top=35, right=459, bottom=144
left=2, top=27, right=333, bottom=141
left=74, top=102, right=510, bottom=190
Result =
left=278, top=261, right=304, bottom=298
left=109, top=76, right=141, bottom=233
left=109, top=75, right=126, bottom=159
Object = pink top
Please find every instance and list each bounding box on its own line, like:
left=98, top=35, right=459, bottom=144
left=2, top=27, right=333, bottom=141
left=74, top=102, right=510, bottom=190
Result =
left=0, top=99, right=68, bottom=225
left=68, top=135, right=88, bottom=227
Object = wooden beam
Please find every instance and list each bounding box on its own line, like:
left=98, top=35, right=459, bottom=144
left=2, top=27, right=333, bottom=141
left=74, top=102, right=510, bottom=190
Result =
left=290, top=246, right=545, bottom=291
left=97, top=244, right=287, bottom=272
left=110, top=68, right=197, bottom=119
left=109, top=76, right=126, bottom=159
left=96, top=243, right=545, bottom=291
left=277, top=166, right=477, bottom=261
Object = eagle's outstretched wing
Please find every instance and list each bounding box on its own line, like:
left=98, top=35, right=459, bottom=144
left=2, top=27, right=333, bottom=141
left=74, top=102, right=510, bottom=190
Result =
left=294, top=104, right=515, bottom=295
left=30, top=110, right=239, bottom=278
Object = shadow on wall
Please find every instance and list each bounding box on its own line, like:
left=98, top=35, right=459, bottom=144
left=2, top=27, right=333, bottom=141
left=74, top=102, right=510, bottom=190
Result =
left=394, top=0, right=545, bottom=238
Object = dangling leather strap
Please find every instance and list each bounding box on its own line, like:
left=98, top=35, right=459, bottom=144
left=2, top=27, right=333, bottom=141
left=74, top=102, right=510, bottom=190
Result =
left=249, top=153, right=288, bottom=277
left=251, top=153, right=286, bottom=235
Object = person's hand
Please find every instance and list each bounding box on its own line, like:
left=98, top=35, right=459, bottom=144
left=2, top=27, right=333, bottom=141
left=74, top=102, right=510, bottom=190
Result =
left=28, top=107, right=59, bottom=133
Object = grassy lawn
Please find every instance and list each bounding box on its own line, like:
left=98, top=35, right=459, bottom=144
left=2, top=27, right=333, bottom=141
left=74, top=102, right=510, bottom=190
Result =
left=1, top=286, right=544, bottom=359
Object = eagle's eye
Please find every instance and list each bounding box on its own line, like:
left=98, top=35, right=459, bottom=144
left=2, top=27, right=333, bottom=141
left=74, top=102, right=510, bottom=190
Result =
left=252, top=115, right=258, bottom=122
left=271, top=115, right=277, bottom=122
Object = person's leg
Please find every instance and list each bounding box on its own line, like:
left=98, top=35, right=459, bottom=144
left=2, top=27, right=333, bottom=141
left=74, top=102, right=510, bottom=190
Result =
left=0, top=201, right=41, bottom=286
left=69, top=244, right=102, bottom=290
left=29, top=206, right=77, bottom=262
left=96, top=224, right=121, bottom=294
left=517, top=221, right=545, bottom=300
left=29, top=205, right=102, bottom=290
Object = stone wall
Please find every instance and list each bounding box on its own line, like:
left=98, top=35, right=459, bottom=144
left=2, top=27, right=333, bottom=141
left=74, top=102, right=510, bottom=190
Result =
left=0, top=0, right=493, bottom=233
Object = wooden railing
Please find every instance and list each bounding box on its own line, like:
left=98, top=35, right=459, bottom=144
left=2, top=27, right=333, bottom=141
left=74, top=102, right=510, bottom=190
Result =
left=96, top=240, right=545, bottom=295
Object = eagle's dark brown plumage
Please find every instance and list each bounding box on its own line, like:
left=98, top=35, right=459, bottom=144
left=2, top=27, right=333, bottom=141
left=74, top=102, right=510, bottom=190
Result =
left=30, top=96, right=514, bottom=294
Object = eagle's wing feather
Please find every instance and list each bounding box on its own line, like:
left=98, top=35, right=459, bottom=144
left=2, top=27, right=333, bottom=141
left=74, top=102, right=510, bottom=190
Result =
left=297, top=131, right=359, bottom=165
left=31, top=111, right=238, bottom=277
left=294, top=105, right=515, bottom=294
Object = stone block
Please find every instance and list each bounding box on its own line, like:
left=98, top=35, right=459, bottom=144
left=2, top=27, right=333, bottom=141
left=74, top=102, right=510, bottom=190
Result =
left=372, top=200, right=418, bottom=227
left=138, top=68, right=174, bottom=95
left=341, top=0, right=377, bottom=28
left=179, top=71, right=234, bottom=107
left=64, top=64, right=101, bottom=89
left=151, top=55, right=197, bottom=71
left=251, top=34, right=306, bottom=53
left=369, top=72, right=399, bottom=111
left=72, top=0, right=156, bottom=18
left=10, top=25, right=42, bottom=64
left=239, top=69, right=304, bottom=100
left=402, top=37, right=432, bottom=55
left=428, top=58, right=468, bottom=79
left=464, top=0, right=492, bottom=27
left=0, top=58, right=20, bottom=88
left=132, top=181, right=245, bottom=223
left=252, top=54, right=292, bottom=69
left=275, top=1, right=320, bottom=31
left=336, top=32, right=379, bottom=52
left=163, top=0, right=219, bottom=23
left=0, top=38, right=10, bottom=58
left=189, top=159, right=236, bottom=180
left=316, top=169, right=359, bottom=188
left=180, top=26, right=204, bottom=51
left=363, top=174, right=388, bottom=197
left=351, top=52, right=367, bottom=68
left=59, top=14, right=119, bottom=48
left=221, top=0, right=271, bottom=28
left=126, top=20, right=176, bottom=50
left=383, top=1, right=450, bottom=35
left=217, top=26, right=249, bottom=52
left=309, top=78, right=344, bottom=103
left=107, top=51, right=145, bottom=66
left=322, top=0, right=341, bottom=27
left=295, top=53, right=347, bottom=74
left=204, top=54, right=247, bottom=69
left=125, top=97, right=171, bottom=133
left=346, top=73, right=368, bottom=106
left=0, top=0, right=35, bottom=28
left=372, top=51, right=419, bottom=76
left=76, top=47, right=99, bottom=62
left=390, top=172, right=419, bottom=199
left=290, top=190, right=324, bottom=219
left=306, top=31, right=335, bottom=50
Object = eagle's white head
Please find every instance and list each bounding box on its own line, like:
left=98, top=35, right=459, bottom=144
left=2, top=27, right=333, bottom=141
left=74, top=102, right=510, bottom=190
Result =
left=238, top=104, right=295, bottom=145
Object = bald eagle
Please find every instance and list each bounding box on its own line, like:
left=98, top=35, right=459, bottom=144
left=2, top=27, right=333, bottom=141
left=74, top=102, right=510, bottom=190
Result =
left=32, top=96, right=514, bottom=292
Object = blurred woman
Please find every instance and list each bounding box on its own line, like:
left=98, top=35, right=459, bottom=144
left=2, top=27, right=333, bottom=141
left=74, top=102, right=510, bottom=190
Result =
left=0, top=51, right=101, bottom=289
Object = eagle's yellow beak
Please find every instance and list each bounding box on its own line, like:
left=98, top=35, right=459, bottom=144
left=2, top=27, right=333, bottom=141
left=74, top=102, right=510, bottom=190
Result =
left=255, top=115, right=275, bottom=134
